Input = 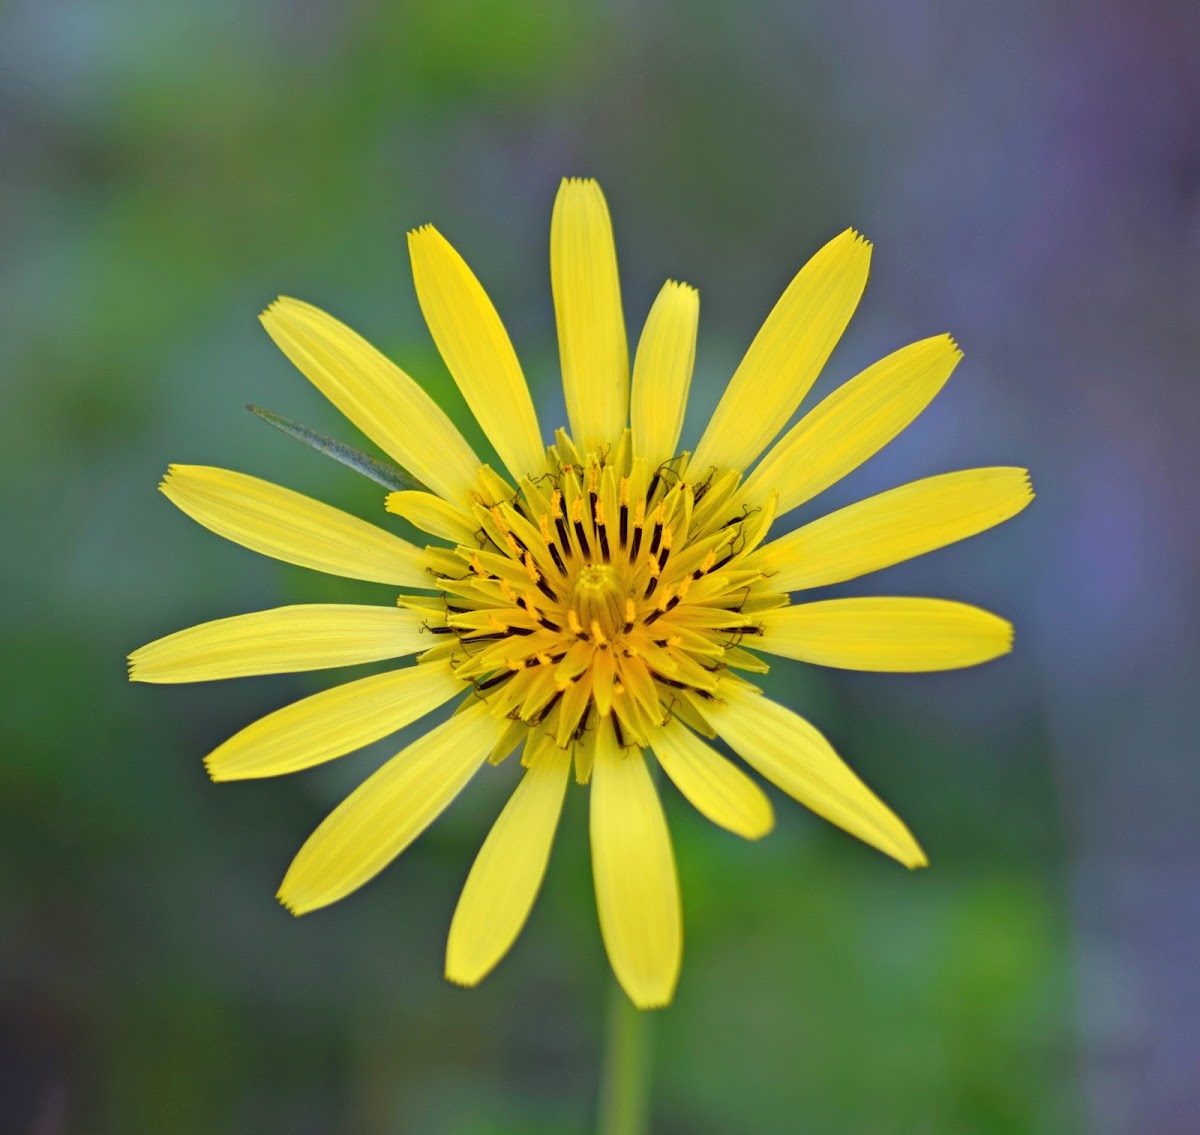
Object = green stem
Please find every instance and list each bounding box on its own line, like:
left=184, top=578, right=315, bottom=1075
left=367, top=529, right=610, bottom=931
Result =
left=597, top=981, right=652, bottom=1135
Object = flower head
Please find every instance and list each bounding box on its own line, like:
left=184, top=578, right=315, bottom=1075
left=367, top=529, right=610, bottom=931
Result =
left=130, top=178, right=1032, bottom=1009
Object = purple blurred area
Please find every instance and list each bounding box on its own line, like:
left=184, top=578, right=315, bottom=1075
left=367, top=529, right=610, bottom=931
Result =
left=1, top=1, right=1197, bottom=1132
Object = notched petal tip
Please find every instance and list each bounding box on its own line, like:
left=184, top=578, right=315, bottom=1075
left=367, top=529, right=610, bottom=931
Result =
left=626, top=988, right=675, bottom=1012
left=405, top=222, right=439, bottom=245
left=443, top=964, right=483, bottom=989
left=258, top=295, right=297, bottom=324
left=842, top=227, right=874, bottom=253
left=275, top=887, right=304, bottom=917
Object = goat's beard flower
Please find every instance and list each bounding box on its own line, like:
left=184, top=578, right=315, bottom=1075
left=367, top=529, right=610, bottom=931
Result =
left=130, top=179, right=1032, bottom=1009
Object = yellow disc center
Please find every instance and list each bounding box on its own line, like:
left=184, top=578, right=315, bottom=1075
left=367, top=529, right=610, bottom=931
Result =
left=571, top=563, right=628, bottom=642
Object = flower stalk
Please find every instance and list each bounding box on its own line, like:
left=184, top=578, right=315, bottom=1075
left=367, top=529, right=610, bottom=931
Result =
left=597, top=981, right=652, bottom=1135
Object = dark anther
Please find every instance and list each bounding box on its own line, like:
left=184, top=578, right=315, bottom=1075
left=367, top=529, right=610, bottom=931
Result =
left=555, top=516, right=572, bottom=551
left=574, top=520, right=591, bottom=557
left=612, top=715, right=626, bottom=749
left=654, top=674, right=691, bottom=690
left=619, top=503, right=628, bottom=546
left=548, top=544, right=567, bottom=574
left=535, top=576, right=559, bottom=602
left=531, top=687, right=564, bottom=725
left=475, top=672, right=512, bottom=692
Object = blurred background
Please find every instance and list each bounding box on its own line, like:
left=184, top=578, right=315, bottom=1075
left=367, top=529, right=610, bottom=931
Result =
left=2, top=1, right=1197, bottom=1132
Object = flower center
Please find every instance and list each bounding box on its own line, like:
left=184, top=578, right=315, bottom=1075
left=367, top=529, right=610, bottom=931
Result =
left=414, top=429, right=782, bottom=765
left=571, top=563, right=627, bottom=643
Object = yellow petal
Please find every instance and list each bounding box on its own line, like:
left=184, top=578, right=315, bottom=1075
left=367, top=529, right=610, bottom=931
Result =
left=705, top=683, right=926, bottom=868
left=754, top=467, right=1034, bottom=591
left=385, top=489, right=480, bottom=545
left=757, top=597, right=1013, bottom=671
left=551, top=178, right=629, bottom=451
left=278, top=699, right=505, bottom=914
left=205, top=659, right=465, bottom=781
left=742, top=334, right=961, bottom=515
left=128, top=605, right=432, bottom=684
left=590, top=716, right=682, bottom=1009
left=161, top=464, right=431, bottom=588
left=631, top=281, right=699, bottom=467
left=445, top=740, right=572, bottom=986
left=259, top=298, right=480, bottom=504
left=408, top=225, right=545, bottom=482
left=690, top=229, right=871, bottom=475
left=652, top=717, right=773, bottom=840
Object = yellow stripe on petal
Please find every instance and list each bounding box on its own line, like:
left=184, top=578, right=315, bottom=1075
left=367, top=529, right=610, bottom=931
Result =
left=743, top=334, right=962, bottom=516
left=278, top=699, right=505, bottom=914
left=386, top=489, right=479, bottom=545
left=205, top=659, right=465, bottom=781
left=690, top=229, right=871, bottom=476
left=128, top=605, right=432, bottom=684
left=551, top=178, right=629, bottom=451
left=408, top=225, right=546, bottom=482
left=445, top=740, right=572, bottom=987
left=631, top=281, right=699, bottom=467
left=706, top=683, right=926, bottom=868
left=259, top=298, right=481, bottom=504
left=757, top=598, right=1013, bottom=671
left=590, top=716, right=682, bottom=1009
left=652, top=717, right=773, bottom=840
left=161, top=465, right=431, bottom=588
left=754, top=467, right=1034, bottom=591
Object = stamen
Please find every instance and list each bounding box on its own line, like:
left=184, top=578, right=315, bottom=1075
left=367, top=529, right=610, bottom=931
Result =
left=590, top=619, right=608, bottom=646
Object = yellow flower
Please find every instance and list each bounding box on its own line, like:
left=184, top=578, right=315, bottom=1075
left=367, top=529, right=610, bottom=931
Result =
left=129, top=178, right=1032, bottom=1009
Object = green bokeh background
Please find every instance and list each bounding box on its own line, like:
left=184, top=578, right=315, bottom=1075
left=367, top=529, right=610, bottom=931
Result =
left=4, top=3, right=1196, bottom=1133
